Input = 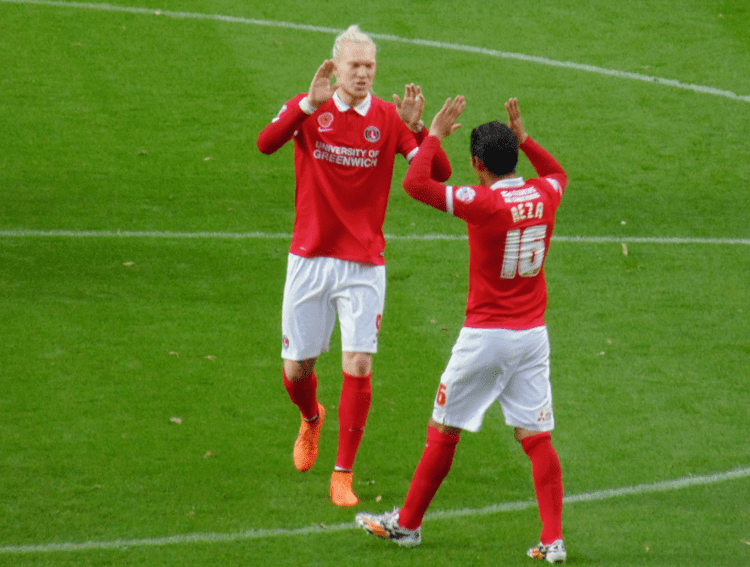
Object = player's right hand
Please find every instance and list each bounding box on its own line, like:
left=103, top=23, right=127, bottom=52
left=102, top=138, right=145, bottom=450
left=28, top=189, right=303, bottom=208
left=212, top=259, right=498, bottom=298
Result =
left=428, top=96, right=466, bottom=141
left=308, top=60, right=338, bottom=109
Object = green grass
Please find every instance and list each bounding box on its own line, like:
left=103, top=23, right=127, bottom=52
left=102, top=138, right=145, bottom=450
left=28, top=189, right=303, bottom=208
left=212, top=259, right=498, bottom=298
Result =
left=1, top=0, right=749, bottom=565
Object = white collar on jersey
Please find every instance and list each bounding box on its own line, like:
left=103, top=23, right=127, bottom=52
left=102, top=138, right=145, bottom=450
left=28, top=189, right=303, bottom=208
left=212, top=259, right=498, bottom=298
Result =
left=489, top=176, right=525, bottom=190
left=333, top=91, right=372, bottom=116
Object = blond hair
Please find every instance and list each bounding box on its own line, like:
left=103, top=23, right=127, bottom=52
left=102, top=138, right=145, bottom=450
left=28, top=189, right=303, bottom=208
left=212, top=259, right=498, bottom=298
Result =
left=332, top=25, right=376, bottom=60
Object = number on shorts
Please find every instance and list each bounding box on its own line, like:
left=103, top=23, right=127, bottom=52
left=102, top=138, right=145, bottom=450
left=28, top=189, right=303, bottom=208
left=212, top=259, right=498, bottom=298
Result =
left=501, top=225, right=548, bottom=279
left=436, top=383, right=447, bottom=407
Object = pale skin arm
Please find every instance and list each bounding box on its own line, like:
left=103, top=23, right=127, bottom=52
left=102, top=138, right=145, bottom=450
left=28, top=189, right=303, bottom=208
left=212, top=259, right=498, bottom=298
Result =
left=393, top=83, right=425, bottom=131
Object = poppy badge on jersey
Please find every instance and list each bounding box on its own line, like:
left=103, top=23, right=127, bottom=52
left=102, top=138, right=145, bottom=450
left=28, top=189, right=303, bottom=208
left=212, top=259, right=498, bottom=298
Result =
left=318, top=112, right=334, bottom=132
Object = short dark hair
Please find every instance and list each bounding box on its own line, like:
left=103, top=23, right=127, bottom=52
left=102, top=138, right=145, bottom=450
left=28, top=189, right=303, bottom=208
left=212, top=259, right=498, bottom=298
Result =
left=470, top=121, right=519, bottom=176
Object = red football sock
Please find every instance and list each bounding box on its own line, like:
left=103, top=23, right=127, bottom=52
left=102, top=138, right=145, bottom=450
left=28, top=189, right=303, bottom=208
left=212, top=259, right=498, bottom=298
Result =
left=398, top=425, right=460, bottom=530
left=335, top=372, right=372, bottom=471
left=521, top=432, right=564, bottom=544
left=283, top=369, right=319, bottom=421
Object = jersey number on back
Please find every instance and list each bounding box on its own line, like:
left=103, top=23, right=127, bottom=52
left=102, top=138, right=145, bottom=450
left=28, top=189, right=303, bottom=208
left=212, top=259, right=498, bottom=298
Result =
left=501, top=225, right=548, bottom=279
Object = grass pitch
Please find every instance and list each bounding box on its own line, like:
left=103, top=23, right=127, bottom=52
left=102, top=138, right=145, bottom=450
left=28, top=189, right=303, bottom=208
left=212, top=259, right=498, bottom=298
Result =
left=1, top=1, right=749, bottom=565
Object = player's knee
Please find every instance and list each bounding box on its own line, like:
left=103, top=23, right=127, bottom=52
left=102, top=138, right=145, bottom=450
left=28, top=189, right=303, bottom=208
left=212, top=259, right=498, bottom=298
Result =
left=283, top=358, right=316, bottom=381
left=514, top=427, right=541, bottom=443
left=342, top=352, right=372, bottom=377
left=428, top=417, right=462, bottom=437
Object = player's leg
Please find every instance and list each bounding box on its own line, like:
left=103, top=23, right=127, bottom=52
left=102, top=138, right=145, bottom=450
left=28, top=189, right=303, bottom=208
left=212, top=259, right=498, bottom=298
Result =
left=330, top=261, right=384, bottom=506
left=396, top=418, right=461, bottom=529
left=517, top=427, right=564, bottom=562
left=337, top=351, right=373, bottom=473
left=394, top=327, right=500, bottom=531
left=357, top=327, right=500, bottom=542
left=499, top=327, right=565, bottom=562
left=329, top=352, right=372, bottom=506
left=355, top=417, right=459, bottom=546
left=281, top=255, right=337, bottom=472
left=283, top=358, right=327, bottom=472
left=283, top=358, right=319, bottom=417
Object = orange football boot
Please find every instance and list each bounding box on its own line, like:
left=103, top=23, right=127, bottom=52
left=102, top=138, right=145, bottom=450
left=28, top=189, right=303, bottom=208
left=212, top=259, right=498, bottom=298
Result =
left=330, top=470, right=359, bottom=507
left=293, top=403, right=325, bottom=472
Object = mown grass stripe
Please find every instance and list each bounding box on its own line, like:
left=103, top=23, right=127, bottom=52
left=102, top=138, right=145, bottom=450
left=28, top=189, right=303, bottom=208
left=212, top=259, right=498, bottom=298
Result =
left=2, top=0, right=749, bottom=103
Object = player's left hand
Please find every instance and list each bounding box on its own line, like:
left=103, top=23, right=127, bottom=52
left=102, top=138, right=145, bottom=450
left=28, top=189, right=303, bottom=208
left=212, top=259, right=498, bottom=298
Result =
left=428, top=96, right=466, bottom=141
left=504, top=97, right=529, bottom=144
left=394, top=83, right=425, bottom=132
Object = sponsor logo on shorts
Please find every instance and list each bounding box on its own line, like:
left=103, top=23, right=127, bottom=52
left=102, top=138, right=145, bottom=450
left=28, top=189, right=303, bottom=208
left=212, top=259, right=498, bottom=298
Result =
left=282, top=335, right=290, bottom=349
left=536, top=408, right=553, bottom=423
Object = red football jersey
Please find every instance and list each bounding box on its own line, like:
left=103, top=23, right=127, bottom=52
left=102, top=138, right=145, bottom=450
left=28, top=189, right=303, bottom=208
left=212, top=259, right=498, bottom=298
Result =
left=403, top=135, right=567, bottom=329
left=258, top=93, right=450, bottom=265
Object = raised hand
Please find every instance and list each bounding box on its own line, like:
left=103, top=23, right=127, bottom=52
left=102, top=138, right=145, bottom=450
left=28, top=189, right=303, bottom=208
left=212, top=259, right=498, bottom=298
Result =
left=307, top=60, right=338, bottom=109
left=428, top=96, right=466, bottom=141
left=504, top=97, right=528, bottom=144
left=393, top=83, right=425, bottom=131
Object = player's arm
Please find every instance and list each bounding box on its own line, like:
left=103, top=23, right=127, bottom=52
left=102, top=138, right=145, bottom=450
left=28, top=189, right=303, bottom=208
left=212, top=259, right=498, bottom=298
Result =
left=427, top=96, right=464, bottom=182
left=403, top=136, right=451, bottom=211
left=406, top=130, right=453, bottom=183
left=403, top=96, right=466, bottom=211
left=396, top=86, right=452, bottom=181
left=257, top=61, right=337, bottom=154
left=505, top=98, right=567, bottom=185
left=256, top=93, right=309, bottom=154
left=520, top=137, right=567, bottom=188
left=405, top=129, right=453, bottom=182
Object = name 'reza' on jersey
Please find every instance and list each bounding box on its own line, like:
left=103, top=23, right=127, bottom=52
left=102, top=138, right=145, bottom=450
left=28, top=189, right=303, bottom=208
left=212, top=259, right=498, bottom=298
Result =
left=447, top=174, right=565, bottom=329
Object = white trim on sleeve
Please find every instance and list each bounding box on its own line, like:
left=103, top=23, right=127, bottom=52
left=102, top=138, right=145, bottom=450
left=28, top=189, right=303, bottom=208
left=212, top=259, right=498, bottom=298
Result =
left=446, top=185, right=454, bottom=216
left=299, top=97, right=316, bottom=115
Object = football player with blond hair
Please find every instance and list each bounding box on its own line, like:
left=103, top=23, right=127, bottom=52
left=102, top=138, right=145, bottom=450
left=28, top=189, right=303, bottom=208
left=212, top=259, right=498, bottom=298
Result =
left=257, top=25, right=451, bottom=507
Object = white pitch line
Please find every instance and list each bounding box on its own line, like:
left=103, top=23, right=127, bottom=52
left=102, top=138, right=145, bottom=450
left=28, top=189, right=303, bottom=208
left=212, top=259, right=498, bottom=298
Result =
left=2, top=0, right=749, bottom=103
left=0, top=229, right=748, bottom=245
left=1, top=466, right=748, bottom=554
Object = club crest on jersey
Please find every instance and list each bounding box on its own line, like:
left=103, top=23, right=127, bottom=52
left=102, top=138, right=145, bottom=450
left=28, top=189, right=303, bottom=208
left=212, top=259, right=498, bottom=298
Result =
left=364, top=126, right=381, bottom=143
left=455, top=186, right=476, bottom=204
left=318, top=112, right=334, bottom=131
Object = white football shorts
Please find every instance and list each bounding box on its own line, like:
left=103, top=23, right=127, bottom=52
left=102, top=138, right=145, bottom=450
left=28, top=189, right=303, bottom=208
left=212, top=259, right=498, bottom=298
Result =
left=431, top=326, right=555, bottom=433
left=281, top=254, right=386, bottom=361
